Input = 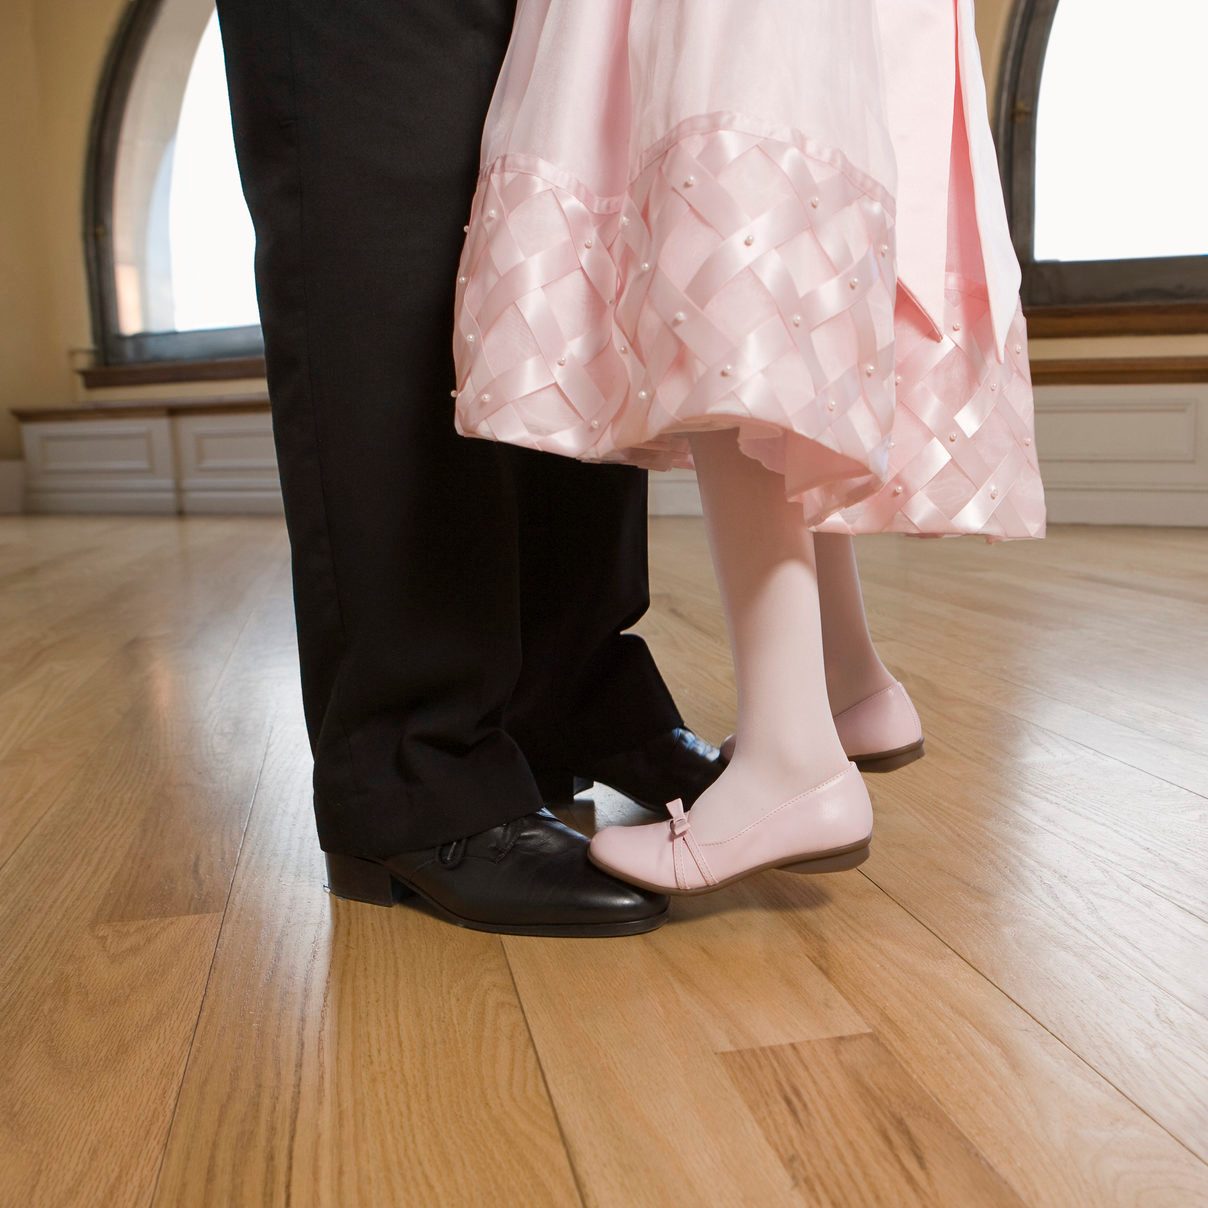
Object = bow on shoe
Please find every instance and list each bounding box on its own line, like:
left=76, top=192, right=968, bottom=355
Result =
left=663, top=798, right=717, bottom=891
left=666, top=798, right=690, bottom=837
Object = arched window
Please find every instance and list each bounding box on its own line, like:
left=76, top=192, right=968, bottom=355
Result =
left=997, top=0, right=1208, bottom=317
left=86, top=0, right=260, bottom=365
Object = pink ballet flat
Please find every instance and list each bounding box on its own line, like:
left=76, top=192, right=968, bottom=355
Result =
left=833, top=681, right=924, bottom=773
left=719, top=680, right=924, bottom=774
left=588, top=764, right=873, bottom=896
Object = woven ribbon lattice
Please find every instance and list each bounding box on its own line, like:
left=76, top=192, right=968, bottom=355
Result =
left=453, top=122, right=1043, bottom=540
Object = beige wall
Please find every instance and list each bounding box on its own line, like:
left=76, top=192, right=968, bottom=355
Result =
left=976, top=0, right=1016, bottom=96
left=1, top=0, right=65, bottom=459
left=0, top=0, right=1198, bottom=462
left=0, top=0, right=131, bottom=459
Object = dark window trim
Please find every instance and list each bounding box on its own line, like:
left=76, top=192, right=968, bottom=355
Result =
left=77, top=354, right=266, bottom=389
left=995, top=0, right=1208, bottom=313
left=84, top=0, right=263, bottom=366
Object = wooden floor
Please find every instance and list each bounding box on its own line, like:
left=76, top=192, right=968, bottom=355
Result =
left=1, top=515, right=1206, bottom=1207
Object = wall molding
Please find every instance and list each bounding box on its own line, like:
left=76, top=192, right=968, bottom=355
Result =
left=14, top=386, right=1207, bottom=526
left=0, top=460, right=25, bottom=514
left=650, top=383, right=1208, bottom=527
left=18, top=405, right=280, bottom=515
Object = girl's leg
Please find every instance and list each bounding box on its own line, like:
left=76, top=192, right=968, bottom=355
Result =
left=814, top=534, right=896, bottom=715
left=684, top=428, right=850, bottom=843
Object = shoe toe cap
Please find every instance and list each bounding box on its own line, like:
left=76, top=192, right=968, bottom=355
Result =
left=589, top=822, right=675, bottom=891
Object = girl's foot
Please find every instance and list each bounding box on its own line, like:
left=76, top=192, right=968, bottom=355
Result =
left=719, top=680, right=924, bottom=773
left=588, top=764, right=873, bottom=895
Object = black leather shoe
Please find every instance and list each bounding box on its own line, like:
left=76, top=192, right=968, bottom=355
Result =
left=322, top=809, right=668, bottom=937
left=535, top=727, right=725, bottom=814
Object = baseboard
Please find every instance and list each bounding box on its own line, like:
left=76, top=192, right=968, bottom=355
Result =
left=14, top=385, right=1204, bottom=526
left=17, top=407, right=283, bottom=516
left=1033, top=382, right=1208, bottom=526
left=648, top=468, right=702, bottom=516
left=25, top=490, right=177, bottom=515
left=180, top=489, right=284, bottom=515
left=0, top=460, right=24, bottom=513
left=1041, top=488, right=1208, bottom=526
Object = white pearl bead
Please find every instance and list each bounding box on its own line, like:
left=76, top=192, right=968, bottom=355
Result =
left=640, top=261, right=651, bottom=273
left=948, top=432, right=957, bottom=442
left=684, top=176, right=696, bottom=187
left=638, top=389, right=650, bottom=400
left=557, top=356, right=567, bottom=366
left=990, top=487, right=998, bottom=498
left=620, top=216, right=631, bottom=227
left=458, top=276, right=467, bottom=284
left=827, top=399, right=836, bottom=411
left=590, top=419, right=600, bottom=430
left=893, top=485, right=903, bottom=496
left=880, top=244, right=889, bottom=257
left=744, top=234, right=754, bottom=246
left=810, top=197, right=820, bottom=208
left=487, top=209, right=497, bottom=219
left=584, top=238, right=594, bottom=249
left=1024, top=437, right=1032, bottom=446
left=465, top=333, right=475, bottom=343
left=792, top=314, right=802, bottom=327
left=952, top=322, right=961, bottom=332
left=463, top=225, right=470, bottom=233
left=990, top=382, right=998, bottom=392
left=619, top=344, right=628, bottom=355
left=450, top=389, right=459, bottom=399
left=481, top=392, right=492, bottom=402
left=849, top=278, right=859, bottom=290
left=673, top=311, right=686, bottom=324
left=865, top=364, right=875, bottom=377
left=895, top=375, right=903, bottom=385
left=888, top=438, right=895, bottom=448
left=1015, top=343, right=1023, bottom=354
left=721, top=364, right=733, bottom=377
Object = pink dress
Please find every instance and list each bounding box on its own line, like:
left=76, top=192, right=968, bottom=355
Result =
left=452, top=0, right=1046, bottom=540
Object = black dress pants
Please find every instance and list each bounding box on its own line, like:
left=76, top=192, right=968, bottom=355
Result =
left=215, top=0, right=681, bottom=855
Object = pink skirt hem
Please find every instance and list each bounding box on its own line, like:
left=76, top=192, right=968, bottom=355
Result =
left=453, top=117, right=1044, bottom=541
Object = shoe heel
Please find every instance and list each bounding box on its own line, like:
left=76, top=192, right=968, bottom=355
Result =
left=324, top=852, right=409, bottom=907
left=534, top=769, right=593, bottom=804
left=780, top=843, right=871, bottom=876
left=854, top=740, right=925, bottom=774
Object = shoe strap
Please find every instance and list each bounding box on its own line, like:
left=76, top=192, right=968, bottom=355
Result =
left=666, top=799, right=718, bottom=891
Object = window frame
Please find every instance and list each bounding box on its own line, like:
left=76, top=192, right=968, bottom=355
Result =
left=84, top=0, right=262, bottom=366
left=995, top=0, right=1208, bottom=312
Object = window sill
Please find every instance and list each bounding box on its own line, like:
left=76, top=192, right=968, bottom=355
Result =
left=77, top=356, right=266, bottom=389
left=69, top=344, right=1208, bottom=399
left=14, top=398, right=269, bottom=423
left=1024, top=302, right=1208, bottom=339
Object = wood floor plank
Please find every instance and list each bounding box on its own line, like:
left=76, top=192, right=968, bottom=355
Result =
left=502, top=929, right=804, bottom=1207
left=855, top=757, right=1208, bottom=1159
left=0, top=517, right=288, bottom=871
left=0, top=519, right=294, bottom=1207
left=5, top=515, right=1208, bottom=1208
left=554, top=801, right=869, bottom=1054
left=748, top=870, right=1208, bottom=1206
left=887, top=658, right=1208, bottom=919
left=860, top=551, right=1208, bottom=758
left=153, top=714, right=580, bottom=1208
left=723, top=1033, right=1025, bottom=1207
left=877, top=633, right=1208, bottom=808
left=0, top=914, right=222, bottom=1207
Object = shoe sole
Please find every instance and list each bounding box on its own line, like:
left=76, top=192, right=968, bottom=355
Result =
left=323, top=851, right=668, bottom=937
left=588, top=839, right=871, bottom=897
left=852, top=738, right=925, bottom=774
